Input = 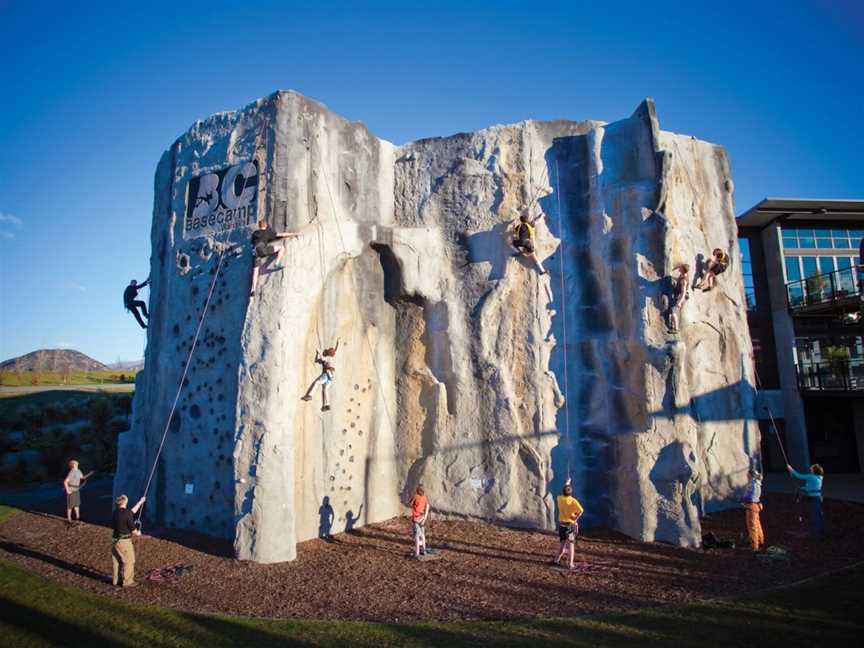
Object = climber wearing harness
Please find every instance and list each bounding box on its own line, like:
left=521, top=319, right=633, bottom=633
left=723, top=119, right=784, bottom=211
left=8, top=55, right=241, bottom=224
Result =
left=739, top=468, right=764, bottom=551
left=301, top=339, right=340, bottom=411
left=667, top=263, right=690, bottom=333
left=111, top=494, right=145, bottom=587
left=695, top=248, right=730, bottom=292
left=509, top=209, right=547, bottom=275
left=63, top=459, right=95, bottom=524
left=123, top=277, right=150, bottom=329
left=787, top=463, right=825, bottom=537
left=552, top=478, right=583, bottom=571
left=249, top=219, right=302, bottom=297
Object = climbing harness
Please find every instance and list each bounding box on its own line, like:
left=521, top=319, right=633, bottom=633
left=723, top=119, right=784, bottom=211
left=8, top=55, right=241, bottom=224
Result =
left=146, top=562, right=195, bottom=582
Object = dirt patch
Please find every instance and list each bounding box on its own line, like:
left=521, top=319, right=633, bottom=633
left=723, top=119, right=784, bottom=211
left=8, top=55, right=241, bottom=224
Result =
left=1, top=494, right=862, bottom=622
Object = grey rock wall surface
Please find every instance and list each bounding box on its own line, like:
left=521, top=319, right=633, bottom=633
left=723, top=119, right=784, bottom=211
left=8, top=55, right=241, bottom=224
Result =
left=114, top=90, right=757, bottom=562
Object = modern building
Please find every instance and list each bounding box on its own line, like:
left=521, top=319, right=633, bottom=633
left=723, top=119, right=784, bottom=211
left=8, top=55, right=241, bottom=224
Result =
left=737, top=198, right=864, bottom=474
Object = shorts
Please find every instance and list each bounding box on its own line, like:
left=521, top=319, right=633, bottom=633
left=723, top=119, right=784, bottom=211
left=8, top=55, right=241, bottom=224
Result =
left=316, top=372, right=334, bottom=386
left=254, top=243, right=278, bottom=266
left=558, top=523, right=576, bottom=542
left=412, top=521, right=425, bottom=539
left=514, top=239, right=535, bottom=254
left=67, top=490, right=81, bottom=509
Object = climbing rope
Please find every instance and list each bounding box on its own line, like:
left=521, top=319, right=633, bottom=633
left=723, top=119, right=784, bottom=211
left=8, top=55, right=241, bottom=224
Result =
left=554, top=158, right=573, bottom=479
left=318, top=160, right=398, bottom=434
left=752, top=363, right=791, bottom=466
left=135, top=225, right=236, bottom=528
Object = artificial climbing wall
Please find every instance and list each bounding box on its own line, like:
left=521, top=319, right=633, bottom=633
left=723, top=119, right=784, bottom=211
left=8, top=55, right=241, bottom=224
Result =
left=115, top=90, right=758, bottom=562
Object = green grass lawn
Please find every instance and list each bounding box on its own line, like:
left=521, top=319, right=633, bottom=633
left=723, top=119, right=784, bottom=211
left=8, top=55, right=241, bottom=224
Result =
left=0, top=507, right=862, bottom=647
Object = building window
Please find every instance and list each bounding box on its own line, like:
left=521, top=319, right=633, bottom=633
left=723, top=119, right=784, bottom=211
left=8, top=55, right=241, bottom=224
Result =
left=739, top=238, right=756, bottom=310
left=781, top=227, right=863, bottom=251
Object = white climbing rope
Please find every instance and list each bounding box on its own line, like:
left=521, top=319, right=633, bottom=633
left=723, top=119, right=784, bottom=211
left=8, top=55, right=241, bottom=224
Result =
left=318, top=161, right=398, bottom=435
left=136, top=224, right=235, bottom=527
left=554, top=158, right=573, bottom=478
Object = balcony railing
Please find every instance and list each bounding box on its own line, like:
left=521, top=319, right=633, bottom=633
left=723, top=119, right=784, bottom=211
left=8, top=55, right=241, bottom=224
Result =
left=798, top=358, right=864, bottom=391
left=787, top=266, right=862, bottom=310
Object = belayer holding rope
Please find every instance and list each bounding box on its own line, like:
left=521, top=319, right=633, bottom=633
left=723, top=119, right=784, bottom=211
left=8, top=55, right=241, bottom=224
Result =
left=63, top=459, right=95, bottom=525
left=111, top=493, right=145, bottom=588
left=739, top=467, right=765, bottom=551
left=695, top=248, right=730, bottom=292
left=124, top=277, right=150, bottom=329
left=509, top=208, right=547, bottom=275
left=301, top=339, right=340, bottom=411
left=552, top=478, right=583, bottom=571
left=787, top=462, right=825, bottom=537
left=250, top=218, right=302, bottom=297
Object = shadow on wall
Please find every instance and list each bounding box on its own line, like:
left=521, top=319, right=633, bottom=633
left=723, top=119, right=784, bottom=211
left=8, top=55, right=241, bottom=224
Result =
left=318, top=496, right=334, bottom=539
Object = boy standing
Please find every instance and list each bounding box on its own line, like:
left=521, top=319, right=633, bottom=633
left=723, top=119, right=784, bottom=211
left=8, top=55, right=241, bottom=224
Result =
left=553, top=478, right=584, bottom=570
left=63, top=460, right=95, bottom=524
left=740, top=468, right=765, bottom=551
left=409, top=485, right=430, bottom=558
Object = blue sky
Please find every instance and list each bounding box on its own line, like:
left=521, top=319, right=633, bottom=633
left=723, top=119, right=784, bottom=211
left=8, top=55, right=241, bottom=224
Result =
left=0, top=0, right=861, bottom=364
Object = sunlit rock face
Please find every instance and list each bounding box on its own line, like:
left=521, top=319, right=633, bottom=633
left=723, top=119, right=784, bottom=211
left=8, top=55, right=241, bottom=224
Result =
left=114, top=90, right=756, bottom=562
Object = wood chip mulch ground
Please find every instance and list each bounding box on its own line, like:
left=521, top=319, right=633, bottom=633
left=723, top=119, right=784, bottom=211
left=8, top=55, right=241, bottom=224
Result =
left=1, top=493, right=862, bottom=622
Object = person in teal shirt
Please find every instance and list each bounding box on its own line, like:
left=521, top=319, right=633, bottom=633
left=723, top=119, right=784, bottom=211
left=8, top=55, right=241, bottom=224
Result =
left=787, top=463, right=825, bottom=537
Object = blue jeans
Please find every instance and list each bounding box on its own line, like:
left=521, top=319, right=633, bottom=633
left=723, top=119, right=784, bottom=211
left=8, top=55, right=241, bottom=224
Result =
left=807, top=496, right=825, bottom=537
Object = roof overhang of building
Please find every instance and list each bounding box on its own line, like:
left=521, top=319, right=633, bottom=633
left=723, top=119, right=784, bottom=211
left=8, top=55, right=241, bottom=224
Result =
left=737, top=198, right=864, bottom=230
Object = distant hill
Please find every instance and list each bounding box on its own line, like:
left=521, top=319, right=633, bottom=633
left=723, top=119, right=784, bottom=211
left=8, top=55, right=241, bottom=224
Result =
left=0, top=349, right=109, bottom=373
left=107, top=359, right=145, bottom=371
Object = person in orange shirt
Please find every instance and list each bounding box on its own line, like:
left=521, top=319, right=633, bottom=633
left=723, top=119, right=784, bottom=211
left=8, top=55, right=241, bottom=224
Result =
left=553, top=478, right=584, bottom=570
left=408, top=484, right=430, bottom=558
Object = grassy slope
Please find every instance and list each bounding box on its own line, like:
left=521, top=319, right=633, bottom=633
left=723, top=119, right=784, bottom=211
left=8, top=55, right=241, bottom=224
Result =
left=0, top=508, right=861, bottom=648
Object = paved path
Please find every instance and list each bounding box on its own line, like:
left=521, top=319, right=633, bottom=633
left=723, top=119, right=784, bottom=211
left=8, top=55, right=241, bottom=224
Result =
left=0, top=384, right=134, bottom=396
left=0, top=478, right=115, bottom=525
left=765, top=472, right=864, bottom=503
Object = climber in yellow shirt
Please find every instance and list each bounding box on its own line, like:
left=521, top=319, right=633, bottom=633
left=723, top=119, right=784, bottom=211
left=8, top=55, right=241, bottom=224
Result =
left=552, top=478, right=584, bottom=570
left=509, top=209, right=547, bottom=275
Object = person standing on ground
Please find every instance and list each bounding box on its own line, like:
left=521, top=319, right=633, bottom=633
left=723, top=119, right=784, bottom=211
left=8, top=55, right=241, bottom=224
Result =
left=63, top=459, right=95, bottom=524
left=249, top=219, right=301, bottom=297
left=409, top=484, right=430, bottom=558
left=123, top=277, right=150, bottom=329
left=509, top=209, right=547, bottom=275
left=787, top=463, right=825, bottom=537
left=111, top=494, right=145, bottom=587
left=553, top=478, right=584, bottom=570
left=740, top=468, right=765, bottom=551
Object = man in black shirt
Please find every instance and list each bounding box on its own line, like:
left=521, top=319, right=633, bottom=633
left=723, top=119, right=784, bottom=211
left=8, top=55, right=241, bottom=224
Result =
left=123, top=277, right=150, bottom=329
left=111, top=494, right=145, bottom=587
left=250, top=219, right=301, bottom=297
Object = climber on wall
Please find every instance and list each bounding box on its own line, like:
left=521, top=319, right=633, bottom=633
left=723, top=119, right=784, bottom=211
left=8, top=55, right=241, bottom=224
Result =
left=739, top=467, right=765, bottom=551
left=250, top=219, right=302, bottom=297
left=123, top=277, right=150, bottom=329
left=509, top=208, right=547, bottom=275
left=552, top=477, right=583, bottom=571
left=667, top=263, right=690, bottom=333
left=301, top=339, right=340, bottom=411
left=695, top=248, right=730, bottom=291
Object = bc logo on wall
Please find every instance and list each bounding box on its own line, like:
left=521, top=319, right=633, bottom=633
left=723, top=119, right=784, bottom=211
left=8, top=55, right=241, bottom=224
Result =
left=183, top=161, right=259, bottom=240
